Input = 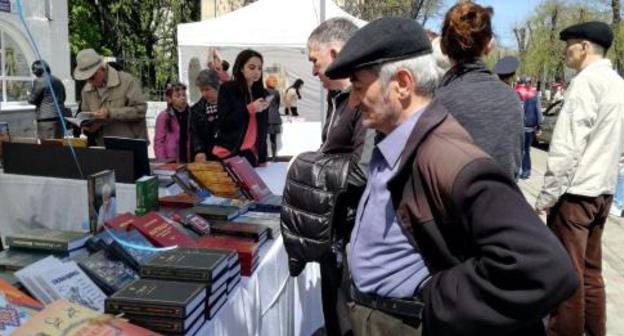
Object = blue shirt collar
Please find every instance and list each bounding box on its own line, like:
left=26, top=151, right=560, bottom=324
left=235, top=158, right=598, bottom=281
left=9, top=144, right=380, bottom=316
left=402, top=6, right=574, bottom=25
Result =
left=377, top=106, right=427, bottom=168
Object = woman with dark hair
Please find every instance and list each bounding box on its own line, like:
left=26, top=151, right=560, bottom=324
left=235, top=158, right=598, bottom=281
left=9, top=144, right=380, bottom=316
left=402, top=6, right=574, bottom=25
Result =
left=212, top=49, right=269, bottom=166
left=435, top=1, right=523, bottom=180
left=154, top=82, right=192, bottom=162
left=284, top=78, right=304, bottom=117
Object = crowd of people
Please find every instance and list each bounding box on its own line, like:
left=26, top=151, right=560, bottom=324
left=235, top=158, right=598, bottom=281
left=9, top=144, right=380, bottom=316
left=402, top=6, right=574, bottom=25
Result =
left=22, top=1, right=624, bottom=335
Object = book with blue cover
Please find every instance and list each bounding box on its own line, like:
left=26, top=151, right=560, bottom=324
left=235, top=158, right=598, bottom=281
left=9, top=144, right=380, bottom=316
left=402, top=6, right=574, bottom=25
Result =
left=79, top=250, right=139, bottom=295
left=107, top=230, right=160, bottom=271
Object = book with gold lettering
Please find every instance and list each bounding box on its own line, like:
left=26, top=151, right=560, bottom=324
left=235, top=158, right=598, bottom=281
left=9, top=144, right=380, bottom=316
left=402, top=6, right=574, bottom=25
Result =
left=131, top=212, right=195, bottom=248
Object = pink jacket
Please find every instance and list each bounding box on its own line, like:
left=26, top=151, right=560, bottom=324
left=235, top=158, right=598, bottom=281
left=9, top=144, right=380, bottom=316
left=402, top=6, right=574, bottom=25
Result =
left=154, top=107, right=191, bottom=161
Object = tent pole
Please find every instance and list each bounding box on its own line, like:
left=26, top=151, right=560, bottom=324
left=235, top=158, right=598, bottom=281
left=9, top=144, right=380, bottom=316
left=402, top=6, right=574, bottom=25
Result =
left=319, top=0, right=327, bottom=130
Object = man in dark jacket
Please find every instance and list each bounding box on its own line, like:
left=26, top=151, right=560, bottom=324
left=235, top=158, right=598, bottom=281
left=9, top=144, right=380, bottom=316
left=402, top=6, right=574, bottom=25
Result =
left=325, top=17, right=578, bottom=336
left=190, top=69, right=220, bottom=161
left=29, top=60, right=67, bottom=140
left=514, top=76, right=542, bottom=179
left=282, top=17, right=372, bottom=336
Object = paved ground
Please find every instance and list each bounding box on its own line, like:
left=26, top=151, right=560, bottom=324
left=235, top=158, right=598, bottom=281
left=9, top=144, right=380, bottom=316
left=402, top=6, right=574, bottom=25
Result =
left=519, top=147, right=624, bottom=336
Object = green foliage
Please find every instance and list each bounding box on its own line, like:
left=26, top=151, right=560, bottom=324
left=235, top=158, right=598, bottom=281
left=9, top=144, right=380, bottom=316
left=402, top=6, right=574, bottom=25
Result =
left=68, top=0, right=201, bottom=100
left=340, top=0, right=445, bottom=24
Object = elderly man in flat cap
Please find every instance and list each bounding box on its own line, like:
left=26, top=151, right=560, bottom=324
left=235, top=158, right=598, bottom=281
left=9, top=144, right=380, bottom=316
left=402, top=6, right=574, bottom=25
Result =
left=325, top=16, right=577, bottom=336
left=74, top=48, right=147, bottom=145
left=535, top=21, right=624, bottom=336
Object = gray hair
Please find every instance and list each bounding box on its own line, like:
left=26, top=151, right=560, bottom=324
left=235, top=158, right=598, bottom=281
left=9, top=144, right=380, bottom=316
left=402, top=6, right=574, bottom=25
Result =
left=376, top=54, right=441, bottom=96
left=588, top=41, right=606, bottom=56
left=308, top=17, right=358, bottom=49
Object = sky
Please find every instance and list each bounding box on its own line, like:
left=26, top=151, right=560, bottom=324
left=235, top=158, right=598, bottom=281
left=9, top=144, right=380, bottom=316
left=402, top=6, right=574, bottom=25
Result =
left=426, top=0, right=546, bottom=49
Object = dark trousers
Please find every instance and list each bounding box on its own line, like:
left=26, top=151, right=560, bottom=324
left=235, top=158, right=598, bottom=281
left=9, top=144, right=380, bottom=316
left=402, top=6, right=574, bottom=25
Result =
left=547, top=193, right=611, bottom=336
left=320, top=256, right=353, bottom=336
left=268, top=133, right=278, bottom=159
left=285, top=107, right=299, bottom=116
left=348, top=302, right=422, bottom=336
left=521, top=130, right=534, bottom=178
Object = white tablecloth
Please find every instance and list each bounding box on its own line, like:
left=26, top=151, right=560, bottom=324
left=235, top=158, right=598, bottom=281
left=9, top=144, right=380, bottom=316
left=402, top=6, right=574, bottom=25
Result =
left=0, top=163, right=324, bottom=336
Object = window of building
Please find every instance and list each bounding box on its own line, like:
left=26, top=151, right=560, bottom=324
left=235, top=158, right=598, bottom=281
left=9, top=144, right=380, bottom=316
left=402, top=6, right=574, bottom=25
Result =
left=0, top=28, right=32, bottom=102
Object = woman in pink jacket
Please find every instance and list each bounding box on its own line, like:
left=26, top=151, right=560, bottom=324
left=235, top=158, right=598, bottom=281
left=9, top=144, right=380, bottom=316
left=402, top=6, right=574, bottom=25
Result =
left=154, top=82, right=192, bottom=162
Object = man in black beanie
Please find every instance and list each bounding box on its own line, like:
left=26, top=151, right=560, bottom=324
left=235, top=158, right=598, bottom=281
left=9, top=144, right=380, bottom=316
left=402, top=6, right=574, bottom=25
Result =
left=326, top=16, right=577, bottom=336
left=536, top=20, right=624, bottom=336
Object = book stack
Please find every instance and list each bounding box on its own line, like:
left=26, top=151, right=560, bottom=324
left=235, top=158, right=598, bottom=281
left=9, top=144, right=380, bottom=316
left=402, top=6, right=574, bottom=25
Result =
left=140, top=248, right=230, bottom=320
left=15, top=256, right=107, bottom=312
left=78, top=250, right=139, bottom=295
left=210, top=220, right=270, bottom=245
left=0, top=277, right=43, bottom=334
left=105, top=279, right=206, bottom=335
left=151, top=162, right=183, bottom=187
left=234, top=211, right=281, bottom=239
left=136, top=175, right=159, bottom=215
left=5, top=228, right=90, bottom=254
left=223, top=156, right=282, bottom=212
left=187, top=161, right=243, bottom=199
left=13, top=300, right=159, bottom=336
left=225, top=251, right=242, bottom=294
left=104, top=212, right=138, bottom=231
left=195, top=235, right=261, bottom=276
left=106, top=230, right=161, bottom=272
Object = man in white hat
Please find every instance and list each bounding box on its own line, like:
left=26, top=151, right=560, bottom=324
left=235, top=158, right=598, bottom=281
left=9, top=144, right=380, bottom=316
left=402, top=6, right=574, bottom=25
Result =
left=74, top=48, right=147, bottom=145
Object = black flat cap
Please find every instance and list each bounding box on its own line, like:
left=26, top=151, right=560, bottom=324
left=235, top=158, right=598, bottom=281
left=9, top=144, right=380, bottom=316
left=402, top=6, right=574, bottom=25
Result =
left=493, top=56, right=519, bottom=75
left=325, top=17, right=432, bottom=79
left=560, top=21, right=613, bottom=50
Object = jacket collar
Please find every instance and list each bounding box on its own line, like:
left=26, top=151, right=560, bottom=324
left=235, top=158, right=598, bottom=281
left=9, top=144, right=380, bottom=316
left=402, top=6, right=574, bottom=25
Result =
left=438, top=60, right=491, bottom=88
left=391, top=99, right=449, bottom=179
left=83, top=65, right=121, bottom=92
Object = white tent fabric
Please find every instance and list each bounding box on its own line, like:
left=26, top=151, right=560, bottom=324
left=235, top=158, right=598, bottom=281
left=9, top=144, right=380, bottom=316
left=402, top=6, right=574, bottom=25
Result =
left=176, top=0, right=365, bottom=123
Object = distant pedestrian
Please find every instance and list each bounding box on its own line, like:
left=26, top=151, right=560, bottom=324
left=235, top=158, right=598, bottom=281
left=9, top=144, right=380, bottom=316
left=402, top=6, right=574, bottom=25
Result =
left=514, top=76, right=542, bottom=179
left=535, top=21, right=624, bottom=336
left=284, top=79, right=303, bottom=117
left=29, top=60, right=67, bottom=140
left=264, top=75, right=282, bottom=160
left=493, top=55, right=520, bottom=86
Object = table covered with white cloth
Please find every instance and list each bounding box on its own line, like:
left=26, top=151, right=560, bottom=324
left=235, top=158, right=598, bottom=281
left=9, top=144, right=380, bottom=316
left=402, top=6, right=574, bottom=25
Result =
left=0, top=163, right=324, bottom=335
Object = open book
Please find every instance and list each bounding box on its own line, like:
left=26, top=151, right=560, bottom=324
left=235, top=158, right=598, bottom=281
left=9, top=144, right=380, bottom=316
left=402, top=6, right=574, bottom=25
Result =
left=65, top=112, right=105, bottom=128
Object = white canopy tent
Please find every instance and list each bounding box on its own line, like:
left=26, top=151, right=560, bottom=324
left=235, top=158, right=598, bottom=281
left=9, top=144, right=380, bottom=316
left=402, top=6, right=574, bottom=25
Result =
left=176, top=0, right=365, bottom=125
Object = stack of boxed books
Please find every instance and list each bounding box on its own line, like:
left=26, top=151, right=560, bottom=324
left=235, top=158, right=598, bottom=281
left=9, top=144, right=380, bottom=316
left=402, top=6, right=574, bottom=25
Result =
left=105, top=278, right=207, bottom=335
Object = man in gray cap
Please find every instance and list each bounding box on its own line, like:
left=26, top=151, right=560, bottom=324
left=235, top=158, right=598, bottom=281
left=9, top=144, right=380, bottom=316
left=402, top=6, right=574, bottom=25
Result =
left=535, top=21, right=624, bottom=336
left=492, top=55, right=519, bottom=86
left=325, top=16, right=577, bottom=335
left=74, top=48, right=147, bottom=145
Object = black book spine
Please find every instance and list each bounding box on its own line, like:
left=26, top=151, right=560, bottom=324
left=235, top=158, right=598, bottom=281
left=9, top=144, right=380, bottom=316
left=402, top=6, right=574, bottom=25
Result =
left=107, top=242, right=140, bottom=272
left=126, top=316, right=184, bottom=333
left=105, top=300, right=186, bottom=318
left=5, top=237, right=67, bottom=252
left=211, top=229, right=259, bottom=242
left=140, top=266, right=211, bottom=282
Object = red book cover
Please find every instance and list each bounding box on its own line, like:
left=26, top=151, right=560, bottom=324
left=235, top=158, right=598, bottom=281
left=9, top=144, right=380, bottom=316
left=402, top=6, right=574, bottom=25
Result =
left=131, top=212, right=195, bottom=247
left=0, top=278, right=43, bottom=310
left=223, top=156, right=272, bottom=201
left=195, top=235, right=259, bottom=276
left=158, top=193, right=200, bottom=208
left=104, top=212, right=137, bottom=231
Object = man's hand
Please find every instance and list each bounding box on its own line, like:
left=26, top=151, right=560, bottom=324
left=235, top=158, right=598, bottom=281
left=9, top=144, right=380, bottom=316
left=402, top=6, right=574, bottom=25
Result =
left=195, top=153, right=207, bottom=162
left=93, top=107, right=109, bottom=119
left=82, top=122, right=102, bottom=134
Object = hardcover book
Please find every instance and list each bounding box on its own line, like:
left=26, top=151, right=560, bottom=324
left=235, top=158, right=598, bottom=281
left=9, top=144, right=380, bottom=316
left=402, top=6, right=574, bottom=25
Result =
left=135, top=175, right=159, bottom=216
left=140, top=248, right=228, bottom=285
left=0, top=249, right=53, bottom=271
left=12, top=300, right=161, bottom=336
left=234, top=211, right=281, bottom=238
left=78, top=250, right=139, bottom=295
left=223, top=156, right=273, bottom=201
left=105, top=279, right=206, bottom=319
left=5, top=229, right=90, bottom=253
left=104, top=212, right=137, bottom=231
left=106, top=230, right=159, bottom=271
left=195, top=235, right=259, bottom=276
left=207, top=291, right=227, bottom=319
left=189, top=205, right=240, bottom=221
left=210, top=220, right=270, bottom=243
left=0, top=277, right=43, bottom=311
left=170, top=212, right=211, bottom=236
left=88, top=170, right=117, bottom=234
left=172, top=167, right=210, bottom=199
left=158, top=193, right=200, bottom=208
left=122, top=301, right=205, bottom=334
left=132, top=212, right=195, bottom=247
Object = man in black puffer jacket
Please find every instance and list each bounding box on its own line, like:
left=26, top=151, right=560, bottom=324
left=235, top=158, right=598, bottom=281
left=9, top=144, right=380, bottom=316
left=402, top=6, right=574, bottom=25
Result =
left=281, top=17, right=374, bottom=336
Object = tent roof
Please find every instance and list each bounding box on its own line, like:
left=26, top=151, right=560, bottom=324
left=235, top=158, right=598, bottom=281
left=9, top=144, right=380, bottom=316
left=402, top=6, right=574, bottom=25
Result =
left=177, top=0, right=366, bottom=48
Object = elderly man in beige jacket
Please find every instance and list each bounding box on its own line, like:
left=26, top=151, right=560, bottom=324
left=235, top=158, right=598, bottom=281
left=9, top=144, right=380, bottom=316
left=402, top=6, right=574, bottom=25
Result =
left=535, top=21, right=624, bottom=336
left=74, top=48, right=148, bottom=145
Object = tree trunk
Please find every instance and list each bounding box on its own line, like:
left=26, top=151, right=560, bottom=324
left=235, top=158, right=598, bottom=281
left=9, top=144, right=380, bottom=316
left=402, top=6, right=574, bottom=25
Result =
left=613, top=0, right=621, bottom=73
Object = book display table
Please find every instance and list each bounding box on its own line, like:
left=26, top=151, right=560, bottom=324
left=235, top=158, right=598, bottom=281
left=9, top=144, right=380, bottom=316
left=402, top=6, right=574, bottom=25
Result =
left=0, top=163, right=325, bottom=335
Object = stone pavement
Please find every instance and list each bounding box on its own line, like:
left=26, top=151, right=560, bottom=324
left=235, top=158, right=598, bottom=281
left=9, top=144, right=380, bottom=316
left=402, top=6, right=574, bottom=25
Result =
left=519, top=147, right=624, bottom=336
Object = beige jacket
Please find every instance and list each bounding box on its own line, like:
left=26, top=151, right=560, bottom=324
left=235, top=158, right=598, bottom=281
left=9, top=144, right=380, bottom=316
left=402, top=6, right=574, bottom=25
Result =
left=80, top=65, right=148, bottom=145
left=536, top=59, right=624, bottom=210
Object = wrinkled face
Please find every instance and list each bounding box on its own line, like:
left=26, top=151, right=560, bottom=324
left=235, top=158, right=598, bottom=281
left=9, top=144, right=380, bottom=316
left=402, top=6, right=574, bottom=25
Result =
left=307, top=42, right=339, bottom=90
left=167, top=89, right=188, bottom=110
left=199, top=86, right=218, bottom=104
left=563, top=39, right=586, bottom=70
left=243, top=56, right=263, bottom=85
left=349, top=68, right=400, bottom=134
left=88, top=66, right=107, bottom=88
